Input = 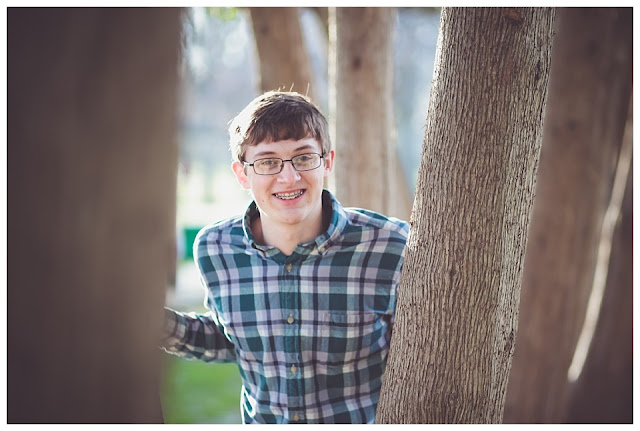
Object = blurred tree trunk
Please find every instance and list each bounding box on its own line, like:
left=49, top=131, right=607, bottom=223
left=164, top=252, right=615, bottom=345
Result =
left=249, top=7, right=315, bottom=99
left=311, top=7, right=329, bottom=36
left=332, top=7, right=412, bottom=220
left=376, top=7, right=555, bottom=423
left=8, top=8, right=180, bottom=423
left=564, top=107, right=633, bottom=424
left=503, top=8, right=633, bottom=423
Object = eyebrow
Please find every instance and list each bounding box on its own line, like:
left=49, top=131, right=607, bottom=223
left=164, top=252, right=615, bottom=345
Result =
left=252, top=144, right=317, bottom=158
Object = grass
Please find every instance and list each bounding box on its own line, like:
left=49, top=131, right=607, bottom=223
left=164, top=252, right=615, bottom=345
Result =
left=162, top=355, right=243, bottom=424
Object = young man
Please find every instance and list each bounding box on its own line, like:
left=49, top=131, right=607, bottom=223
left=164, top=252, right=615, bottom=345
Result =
left=162, top=91, right=409, bottom=424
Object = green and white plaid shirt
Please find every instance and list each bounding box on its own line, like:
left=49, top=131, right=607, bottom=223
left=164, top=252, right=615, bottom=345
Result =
left=162, top=190, right=409, bottom=424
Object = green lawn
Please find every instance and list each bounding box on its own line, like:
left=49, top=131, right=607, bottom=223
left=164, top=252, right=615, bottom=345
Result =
left=162, top=355, right=243, bottom=424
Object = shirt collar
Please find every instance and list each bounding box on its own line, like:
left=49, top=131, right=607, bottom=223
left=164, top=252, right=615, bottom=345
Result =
left=313, top=190, right=346, bottom=254
left=241, top=189, right=346, bottom=256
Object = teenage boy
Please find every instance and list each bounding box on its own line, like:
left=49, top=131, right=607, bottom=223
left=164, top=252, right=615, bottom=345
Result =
left=162, top=91, right=409, bottom=424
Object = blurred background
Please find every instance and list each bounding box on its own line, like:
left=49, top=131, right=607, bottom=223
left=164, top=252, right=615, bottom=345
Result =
left=8, top=6, right=631, bottom=425
left=163, top=7, right=441, bottom=423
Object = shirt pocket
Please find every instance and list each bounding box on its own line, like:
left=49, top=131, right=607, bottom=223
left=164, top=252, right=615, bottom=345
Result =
left=319, top=311, right=388, bottom=367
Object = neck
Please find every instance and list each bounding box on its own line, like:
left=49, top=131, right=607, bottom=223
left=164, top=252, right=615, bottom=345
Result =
left=252, top=212, right=324, bottom=256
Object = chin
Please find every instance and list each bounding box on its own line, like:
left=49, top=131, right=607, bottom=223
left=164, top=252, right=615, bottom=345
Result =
left=274, top=210, right=308, bottom=225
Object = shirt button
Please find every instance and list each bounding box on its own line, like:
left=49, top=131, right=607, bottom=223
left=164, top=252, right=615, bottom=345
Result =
left=285, top=263, right=293, bottom=272
left=290, top=365, right=297, bottom=373
left=293, top=414, right=300, bottom=422
left=287, top=314, right=295, bottom=324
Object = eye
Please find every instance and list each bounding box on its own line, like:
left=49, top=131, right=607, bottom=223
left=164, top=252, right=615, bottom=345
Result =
left=293, top=154, right=316, bottom=165
left=256, top=158, right=280, bottom=168
left=296, top=154, right=313, bottom=162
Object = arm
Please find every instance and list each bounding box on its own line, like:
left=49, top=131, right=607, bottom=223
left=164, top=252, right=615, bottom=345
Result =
left=161, top=307, right=236, bottom=363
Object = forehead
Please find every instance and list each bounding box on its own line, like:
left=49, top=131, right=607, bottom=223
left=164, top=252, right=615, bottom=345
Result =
left=245, top=137, right=322, bottom=159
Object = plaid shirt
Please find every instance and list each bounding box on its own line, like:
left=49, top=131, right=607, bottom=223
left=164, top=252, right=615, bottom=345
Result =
left=162, top=190, right=409, bottom=424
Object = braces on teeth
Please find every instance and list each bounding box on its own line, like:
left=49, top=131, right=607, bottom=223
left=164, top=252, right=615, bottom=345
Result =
left=275, top=191, right=304, bottom=199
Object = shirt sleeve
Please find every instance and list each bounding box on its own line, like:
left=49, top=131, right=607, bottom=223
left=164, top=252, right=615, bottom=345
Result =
left=160, top=307, right=237, bottom=363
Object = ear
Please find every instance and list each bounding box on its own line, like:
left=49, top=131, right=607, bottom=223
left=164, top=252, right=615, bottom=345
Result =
left=232, top=161, right=251, bottom=190
left=323, top=150, right=335, bottom=177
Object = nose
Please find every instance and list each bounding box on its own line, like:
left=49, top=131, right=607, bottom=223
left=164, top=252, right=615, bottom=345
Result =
left=277, top=160, right=301, bottom=183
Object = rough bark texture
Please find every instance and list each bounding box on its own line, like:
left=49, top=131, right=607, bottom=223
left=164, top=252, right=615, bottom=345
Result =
left=503, top=8, right=633, bottom=423
left=333, top=7, right=411, bottom=220
left=249, top=7, right=315, bottom=99
left=8, top=8, right=180, bottom=423
left=376, top=7, right=555, bottom=424
left=564, top=108, right=633, bottom=424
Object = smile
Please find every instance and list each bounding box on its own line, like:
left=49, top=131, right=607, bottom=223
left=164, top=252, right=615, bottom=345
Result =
left=274, top=190, right=305, bottom=200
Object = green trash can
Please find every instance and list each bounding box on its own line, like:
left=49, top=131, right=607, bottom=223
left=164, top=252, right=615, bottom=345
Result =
left=182, top=226, right=202, bottom=260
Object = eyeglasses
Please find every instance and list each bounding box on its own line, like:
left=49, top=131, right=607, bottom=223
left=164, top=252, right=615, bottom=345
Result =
left=244, top=152, right=325, bottom=175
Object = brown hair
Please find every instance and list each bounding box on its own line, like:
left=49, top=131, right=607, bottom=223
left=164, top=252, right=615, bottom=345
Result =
left=228, top=91, right=331, bottom=162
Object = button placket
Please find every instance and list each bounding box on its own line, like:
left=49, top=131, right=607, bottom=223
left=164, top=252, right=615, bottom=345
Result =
left=281, top=259, right=304, bottom=422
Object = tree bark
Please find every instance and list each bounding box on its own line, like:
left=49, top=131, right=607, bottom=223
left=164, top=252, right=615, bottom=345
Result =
left=564, top=106, right=633, bottom=424
left=376, top=7, right=555, bottom=424
left=8, top=8, right=180, bottom=423
left=503, top=8, right=633, bottom=423
left=333, top=7, right=411, bottom=220
left=249, top=7, right=315, bottom=99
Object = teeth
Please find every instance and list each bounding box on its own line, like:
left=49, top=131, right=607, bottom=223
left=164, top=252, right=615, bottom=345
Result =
left=274, top=190, right=304, bottom=200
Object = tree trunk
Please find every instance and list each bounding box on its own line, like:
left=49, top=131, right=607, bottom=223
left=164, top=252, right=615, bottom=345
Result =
left=311, top=7, right=329, bottom=36
left=332, top=7, right=411, bottom=220
left=8, top=8, right=180, bottom=423
left=376, top=7, right=555, bottom=424
left=249, top=7, right=315, bottom=99
left=564, top=105, right=633, bottom=424
left=503, top=8, right=633, bottom=423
